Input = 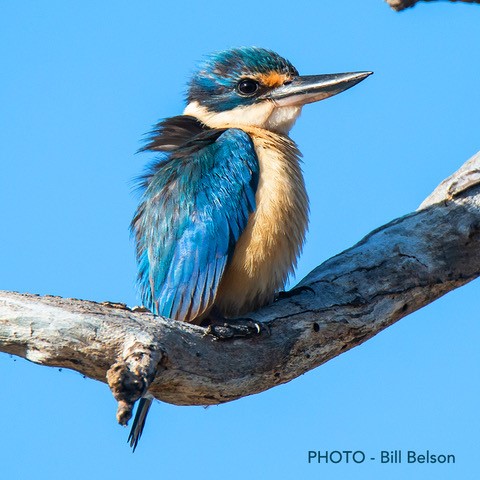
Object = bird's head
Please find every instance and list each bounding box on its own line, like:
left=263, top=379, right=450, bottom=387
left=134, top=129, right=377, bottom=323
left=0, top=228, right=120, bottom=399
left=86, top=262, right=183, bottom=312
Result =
left=184, top=47, right=371, bottom=135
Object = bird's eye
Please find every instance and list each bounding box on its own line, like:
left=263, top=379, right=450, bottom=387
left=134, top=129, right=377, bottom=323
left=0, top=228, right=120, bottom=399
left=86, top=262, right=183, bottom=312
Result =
left=237, top=79, right=259, bottom=96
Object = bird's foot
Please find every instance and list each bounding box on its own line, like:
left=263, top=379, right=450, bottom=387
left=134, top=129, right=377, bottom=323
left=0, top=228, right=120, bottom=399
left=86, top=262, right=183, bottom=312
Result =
left=203, top=317, right=268, bottom=340
left=275, top=285, right=314, bottom=301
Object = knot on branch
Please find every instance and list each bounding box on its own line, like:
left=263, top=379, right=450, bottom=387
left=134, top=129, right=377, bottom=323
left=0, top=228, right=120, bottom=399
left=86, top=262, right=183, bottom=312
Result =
left=106, top=337, right=164, bottom=426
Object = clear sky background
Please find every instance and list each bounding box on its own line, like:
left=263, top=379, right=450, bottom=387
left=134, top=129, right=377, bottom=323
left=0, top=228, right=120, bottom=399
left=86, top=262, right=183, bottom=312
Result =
left=1, top=1, right=479, bottom=479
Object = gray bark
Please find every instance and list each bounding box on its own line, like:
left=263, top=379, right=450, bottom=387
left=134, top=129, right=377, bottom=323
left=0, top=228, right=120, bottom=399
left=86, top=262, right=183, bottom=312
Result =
left=386, top=0, right=480, bottom=11
left=1, top=151, right=480, bottom=425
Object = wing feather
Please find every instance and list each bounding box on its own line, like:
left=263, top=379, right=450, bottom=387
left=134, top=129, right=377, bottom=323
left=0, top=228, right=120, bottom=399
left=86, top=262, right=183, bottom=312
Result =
left=132, top=128, right=259, bottom=321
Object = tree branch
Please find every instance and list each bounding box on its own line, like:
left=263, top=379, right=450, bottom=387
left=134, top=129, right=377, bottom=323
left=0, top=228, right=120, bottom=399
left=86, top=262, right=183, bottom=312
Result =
left=1, top=151, right=480, bottom=425
left=386, top=0, right=479, bottom=11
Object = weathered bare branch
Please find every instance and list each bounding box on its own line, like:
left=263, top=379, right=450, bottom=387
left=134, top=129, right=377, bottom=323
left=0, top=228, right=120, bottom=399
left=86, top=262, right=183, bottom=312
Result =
left=386, top=0, right=480, bottom=11
left=1, top=151, right=480, bottom=424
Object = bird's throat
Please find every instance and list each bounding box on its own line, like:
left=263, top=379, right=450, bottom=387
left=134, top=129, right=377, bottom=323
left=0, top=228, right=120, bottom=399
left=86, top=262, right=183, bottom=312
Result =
left=183, top=100, right=302, bottom=135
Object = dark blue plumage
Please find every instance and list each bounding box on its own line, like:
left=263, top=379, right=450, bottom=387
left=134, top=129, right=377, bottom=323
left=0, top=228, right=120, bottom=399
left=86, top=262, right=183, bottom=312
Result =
left=132, top=124, right=259, bottom=321
left=188, top=47, right=298, bottom=111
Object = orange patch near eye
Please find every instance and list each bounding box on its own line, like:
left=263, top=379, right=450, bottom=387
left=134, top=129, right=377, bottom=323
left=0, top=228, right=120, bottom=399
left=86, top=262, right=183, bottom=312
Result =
left=255, top=72, right=289, bottom=88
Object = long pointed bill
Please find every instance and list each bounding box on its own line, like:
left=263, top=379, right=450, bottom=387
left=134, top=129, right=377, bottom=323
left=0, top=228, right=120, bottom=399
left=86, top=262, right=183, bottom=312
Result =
left=267, top=71, right=373, bottom=107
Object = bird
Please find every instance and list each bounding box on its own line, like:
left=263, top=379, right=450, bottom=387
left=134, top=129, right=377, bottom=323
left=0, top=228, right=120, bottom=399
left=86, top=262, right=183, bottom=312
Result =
left=128, top=46, right=372, bottom=450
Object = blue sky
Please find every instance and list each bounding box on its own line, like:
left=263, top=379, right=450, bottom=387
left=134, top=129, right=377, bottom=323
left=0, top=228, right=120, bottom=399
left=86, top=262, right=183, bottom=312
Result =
left=1, top=1, right=479, bottom=479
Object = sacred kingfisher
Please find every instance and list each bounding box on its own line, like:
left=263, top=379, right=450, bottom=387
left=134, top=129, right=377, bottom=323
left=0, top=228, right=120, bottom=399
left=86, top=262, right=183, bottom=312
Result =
left=129, top=47, right=371, bottom=449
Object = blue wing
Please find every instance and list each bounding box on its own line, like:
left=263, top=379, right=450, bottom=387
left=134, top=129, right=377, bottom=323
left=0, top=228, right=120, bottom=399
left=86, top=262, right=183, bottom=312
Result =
left=132, top=128, right=259, bottom=321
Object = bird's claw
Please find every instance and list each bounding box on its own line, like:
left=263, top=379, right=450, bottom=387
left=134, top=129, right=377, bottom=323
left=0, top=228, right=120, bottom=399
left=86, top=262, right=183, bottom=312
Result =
left=205, top=318, right=269, bottom=340
left=275, top=285, right=314, bottom=301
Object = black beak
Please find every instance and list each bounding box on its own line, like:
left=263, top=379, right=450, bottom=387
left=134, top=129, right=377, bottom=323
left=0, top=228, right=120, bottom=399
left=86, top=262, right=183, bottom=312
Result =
left=267, top=71, right=373, bottom=107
